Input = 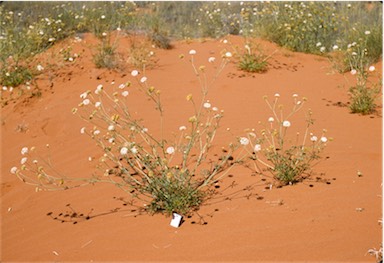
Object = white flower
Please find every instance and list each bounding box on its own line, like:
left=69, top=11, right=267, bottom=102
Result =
left=131, top=70, right=139, bottom=77
left=93, top=130, right=100, bottom=135
left=120, top=147, right=128, bottom=155
left=108, top=138, right=115, bottom=143
left=208, top=57, right=215, bottom=63
left=131, top=146, right=138, bottom=154
left=21, top=147, right=28, bottom=155
left=274, top=93, right=280, bottom=98
left=268, top=117, right=274, bottom=122
left=212, top=107, right=218, bottom=111
left=48, top=37, right=55, bottom=42
left=95, top=84, right=103, bottom=94
left=225, top=52, right=232, bottom=58
left=20, top=157, right=27, bottom=165
left=292, top=93, right=298, bottom=98
left=10, top=166, right=18, bottom=174
left=108, top=125, right=115, bottom=131
left=101, top=15, right=106, bottom=19
left=282, top=120, right=291, bottom=128
left=350, top=69, right=357, bottom=75
left=240, top=137, right=250, bottom=145
left=369, top=66, right=375, bottom=72
left=179, top=126, right=187, bottom=131
left=189, top=49, right=196, bottom=55
left=118, top=83, right=126, bottom=89
left=80, top=92, right=87, bottom=99
left=82, top=99, right=90, bottom=105
left=166, top=146, right=175, bottom=154
left=320, top=46, right=326, bottom=53
left=142, top=128, right=148, bottom=133
left=316, top=42, right=322, bottom=47
left=310, top=135, right=318, bottom=142
left=203, top=101, right=211, bottom=109
left=36, top=64, right=44, bottom=71
left=122, top=91, right=129, bottom=97
left=95, top=101, right=101, bottom=108
left=254, top=144, right=261, bottom=152
left=223, top=39, right=228, bottom=44
left=140, top=76, right=147, bottom=83
left=102, top=32, right=107, bottom=37
left=365, top=31, right=371, bottom=35
left=80, top=127, right=86, bottom=134
left=332, top=45, right=339, bottom=51
left=320, top=136, right=327, bottom=143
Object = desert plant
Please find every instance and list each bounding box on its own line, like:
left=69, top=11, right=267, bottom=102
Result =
left=0, top=63, right=33, bottom=87
left=93, top=33, right=120, bottom=69
left=10, top=51, right=242, bottom=217
left=240, top=94, right=330, bottom=186
left=127, top=36, right=158, bottom=70
left=237, top=42, right=270, bottom=73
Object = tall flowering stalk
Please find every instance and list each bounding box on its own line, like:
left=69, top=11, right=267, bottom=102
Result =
left=240, top=94, right=330, bottom=185
left=11, top=51, right=243, bottom=216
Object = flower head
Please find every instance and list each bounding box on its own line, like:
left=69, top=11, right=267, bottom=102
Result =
left=21, top=147, right=28, bottom=155
left=95, top=84, right=103, bottom=94
left=80, top=92, right=88, bottom=99
left=80, top=127, right=86, bottom=134
left=320, top=136, right=327, bottom=143
left=179, top=126, right=187, bottom=131
left=131, top=146, right=138, bottom=154
left=369, top=66, right=375, bottom=72
left=82, top=99, right=90, bottom=105
left=122, top=91, right=129, bottom=97
left=189, top=49, right=196, bottom=55
left=365, top=31, right=371, bottom=35
left=108, top=125, right=115, bottom=131
left=208, top=57, right=215, bottom=63
left=254, top=144, right=261, bottom=152
left=10, top=166, right=18, bottom=174
left=310, top=135, right=318, bottom=142
left=240, top=137, right=250, bottom=145
left=131, top=70, right=139, bottom=77
left=20, top=157, right=28, bottom=165
left=350, top=69, right=357, bottom=75
left=166, top=146, right=175, bottom=154
left=282, top=120, right=291, bottom=128
left=120, top=147, right=128, bottom=155
left=268, top=117, right=274, bottom=122
left=203, top=101, right=211, bottom=109
left=225, top=52, right=232, bottom=58
left=140, top=76, right=147, bottom=83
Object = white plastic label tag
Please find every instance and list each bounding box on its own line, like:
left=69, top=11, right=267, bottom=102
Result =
left=170, top=213, right=183, bottom=228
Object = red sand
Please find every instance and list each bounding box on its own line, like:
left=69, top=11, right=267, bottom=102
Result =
left=1, top=34, right=382, bottom=262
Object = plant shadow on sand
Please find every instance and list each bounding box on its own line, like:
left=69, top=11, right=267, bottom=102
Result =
left=45, top=167, right=333, bottom=226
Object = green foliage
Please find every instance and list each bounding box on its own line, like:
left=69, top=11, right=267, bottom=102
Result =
left=145, top=168, right=205, bottom=215
left=0, top=64, right=33, bottom=87
left=349, top=84, right=380, bottom=115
